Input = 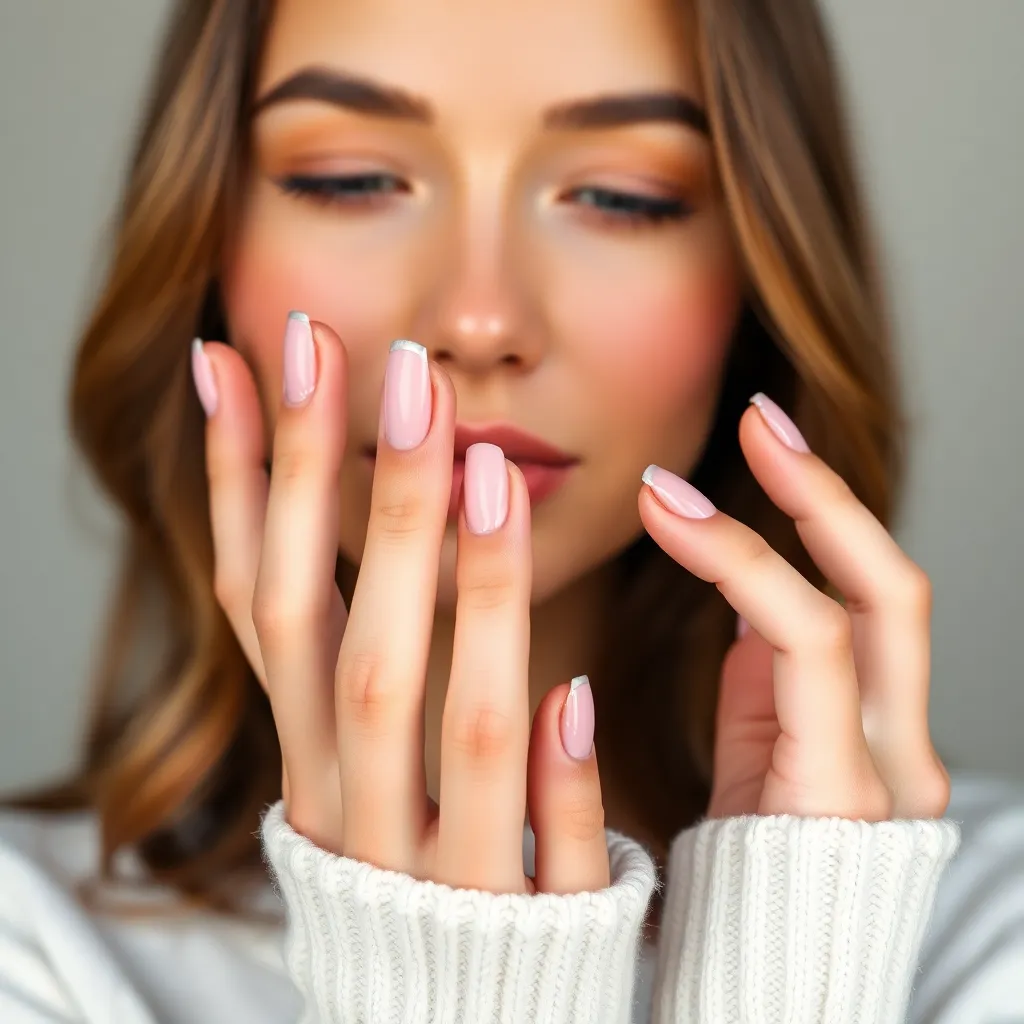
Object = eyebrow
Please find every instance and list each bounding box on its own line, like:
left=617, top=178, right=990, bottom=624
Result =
left=252, top=68, right=431, bottom=120
left=545, top=92, right=709, bottom=135
left=252, top=67, right=710, bottom=137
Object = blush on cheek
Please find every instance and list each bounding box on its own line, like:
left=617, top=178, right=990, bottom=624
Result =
left=580, top=270, right=740, bottom=425
left=221, top=234, right=387, bottom=403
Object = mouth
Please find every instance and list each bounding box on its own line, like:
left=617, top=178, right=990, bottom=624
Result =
left=364, top=422, right=579, bottom=520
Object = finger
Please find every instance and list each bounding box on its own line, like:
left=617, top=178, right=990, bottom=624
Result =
left=528, top=677, right=610, bottom=895
left=195, top=339, right=269, bottom=687
left=639, top=466, right=872, bottom=816
left=740, top=396, right=945, bottom=815
left=252, top=314, right=347, bottom=847
left=707, top=627, right=778, bottom=818
left=437, top=451, right=532, bottom=893
left=336, top=342, right=454, bottom=870
left=719, top=619, right=777, bottom=743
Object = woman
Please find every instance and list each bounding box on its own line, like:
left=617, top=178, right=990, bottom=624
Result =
left=3, top=0, right=1023, bottom=1021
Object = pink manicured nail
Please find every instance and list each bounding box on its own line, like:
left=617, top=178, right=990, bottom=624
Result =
left=750, top=392, right=810, bottom=453
left=561, top=675, right=595, bottom=761
left=464, top=443, right=509, bottom=535
left=384, top=340, right=431, bottom=450
left=283, top=311, right=317, bottom=407
left=641, top=465, right=716, bottom=519
left=191, top=338, right=218, bottom=417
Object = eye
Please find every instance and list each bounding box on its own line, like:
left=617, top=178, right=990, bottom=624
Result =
left=567, top=186, right=691, bottom=227
left=275, top=172, right=411, bottom=208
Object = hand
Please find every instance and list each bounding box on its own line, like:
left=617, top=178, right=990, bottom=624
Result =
left=193, top=319, right=610, bottom=895
left=638, top=393, right=951, bottom=823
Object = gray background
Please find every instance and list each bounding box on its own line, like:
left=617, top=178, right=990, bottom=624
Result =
left=1, top=1, right=1021, bottom=793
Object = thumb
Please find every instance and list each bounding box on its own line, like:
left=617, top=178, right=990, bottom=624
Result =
left=718, top=619, right=777, bottom=732
left=708, top=620, right=778, bottom=816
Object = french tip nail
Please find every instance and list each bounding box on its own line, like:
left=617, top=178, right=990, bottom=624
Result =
left=389, top=339, right=427, bottom=358
left=641, top=464, right=657, bottom=487
left=288, top=310, right=310, bottom=323
left=570, top=674, right=590, bottom=692
left=192, top=337, right=204, bottom=354
left=749, top=392, right=766, bottom=407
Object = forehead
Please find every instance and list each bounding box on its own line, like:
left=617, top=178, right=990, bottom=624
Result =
left=258, top=0, right=701, bottom=120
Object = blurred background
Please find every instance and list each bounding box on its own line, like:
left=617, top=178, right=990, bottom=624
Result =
left=1, top=1, right=1022, bottom=793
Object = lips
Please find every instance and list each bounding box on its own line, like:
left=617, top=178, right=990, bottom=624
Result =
left=451, top=424, right=574, bottom=466
left=365, top=423, right=578, bottom=518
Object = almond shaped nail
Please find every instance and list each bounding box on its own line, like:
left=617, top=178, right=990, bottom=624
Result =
left=560, top=675, right=595, bottom=761
left=641, top=465, right=716, bottom=519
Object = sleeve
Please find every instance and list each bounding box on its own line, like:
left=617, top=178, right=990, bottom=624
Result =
left=650, top=813, right=961, bottom=1024
left=260, top=801, right=658, bottom=1024
left=0, top=839, right=157, bottom=1024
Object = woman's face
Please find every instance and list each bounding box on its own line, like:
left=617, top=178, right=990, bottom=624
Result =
left=222, top=0, right=743, bottom=606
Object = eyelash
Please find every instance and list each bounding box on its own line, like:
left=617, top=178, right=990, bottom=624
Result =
left=277, top=173, right=409, bottom=208
left=567, top=186, right=690, bottom=227
left=275, top=175, right=691, bottom=227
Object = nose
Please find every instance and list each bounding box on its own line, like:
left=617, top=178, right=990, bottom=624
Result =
left=414, top=203, right=544, bottom=377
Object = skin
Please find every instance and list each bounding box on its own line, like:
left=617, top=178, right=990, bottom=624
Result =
left=199, top=0, right=950, bottom=897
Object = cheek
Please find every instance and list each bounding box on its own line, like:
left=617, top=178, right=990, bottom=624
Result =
left=219, top=185, right=413, bottom=406
left=562, top=244, right=742, bottom=454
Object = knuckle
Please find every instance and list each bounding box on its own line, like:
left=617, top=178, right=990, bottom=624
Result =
left=213, top=571, right=249, bottom=616
left=892, top=562, right=933, bottom=618
left=373, top=496, right=426, bottom=539
left=559, top=795, right=606, bottom=845
left=448, top=704, right=517, bottom=762
left=813, top=600, right=853, bottom=651
left=251, top=589, right=331, bottom=644
left=735, top=530, right=776, bottom=571
left=917, top=760, right=952, bottom=817
left=338, top=650, right=399, bottom=730
left=459, top=569, right=515, bottom=611
left=273, top=446, right=316, bottom=487
left=204, top=446, right=233, bottom=486
left=822, top=469, right=856, bottom=506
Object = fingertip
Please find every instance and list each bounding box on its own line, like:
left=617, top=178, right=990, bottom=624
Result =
left=637, top=476, right=678, bottom=537
left=308, top=318, right=343, bottom=351
left=427, top=359, right=457, bottom=440
left=531, top=680, right=571, bottom=743
left=504, top=457, right=531, bottom=515
left=428, top=357, right=455, bottom=398
left=197, top=341, right=267, bottom=465
left=738, top=400, right=769, bottom=456
left=307, top=319, right=349, bottom=390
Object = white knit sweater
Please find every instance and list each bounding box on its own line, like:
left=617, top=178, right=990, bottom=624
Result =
left=260, top=803, right=959, bottom=1023
left=6, top=774, right=1024, bottom=1023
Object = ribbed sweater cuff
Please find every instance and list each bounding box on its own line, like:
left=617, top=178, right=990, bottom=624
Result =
left=652, top=814, right=961, bottom=1024
left=261, top=802, right=658, bottom=1024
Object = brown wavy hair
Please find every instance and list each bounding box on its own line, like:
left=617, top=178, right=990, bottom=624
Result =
left=10, top=0, right=903, bottom=911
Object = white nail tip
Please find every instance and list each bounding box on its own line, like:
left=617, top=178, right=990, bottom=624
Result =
left=570, top=674, right=590, bottom=692
left=288, top=310, right=310, bottom=323
left=390, top=339, right=427, bottom=358
left=750, top=392, right=766, bottom=407
left=642, top=465, right=658, bottom=487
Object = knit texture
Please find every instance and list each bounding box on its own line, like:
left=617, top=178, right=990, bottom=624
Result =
left=651, top=814, right=961, bottom=1024
left=261, top=802, right=658, bottom=1024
